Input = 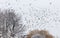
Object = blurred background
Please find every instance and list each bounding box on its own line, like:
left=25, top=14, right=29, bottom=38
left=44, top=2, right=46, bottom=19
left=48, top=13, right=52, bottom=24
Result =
left=0, top=0, right=60, bottom=38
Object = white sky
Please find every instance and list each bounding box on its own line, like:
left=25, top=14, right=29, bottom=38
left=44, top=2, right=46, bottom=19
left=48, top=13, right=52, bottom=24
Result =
left=0, top=0, right=60, bottom=9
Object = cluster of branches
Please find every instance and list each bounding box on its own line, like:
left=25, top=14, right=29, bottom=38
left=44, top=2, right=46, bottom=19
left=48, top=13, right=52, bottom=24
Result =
left=0, top=9, right=25, bottom=38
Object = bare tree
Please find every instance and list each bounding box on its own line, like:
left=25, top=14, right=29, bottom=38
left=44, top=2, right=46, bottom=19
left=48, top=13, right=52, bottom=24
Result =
left=0, top=11, right=7, bottom=38
left=0, top=9, right=25, bottom=38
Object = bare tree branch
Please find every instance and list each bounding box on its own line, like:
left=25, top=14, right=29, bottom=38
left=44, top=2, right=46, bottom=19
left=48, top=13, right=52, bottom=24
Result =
left=0, top=9, right=25, bottom=38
